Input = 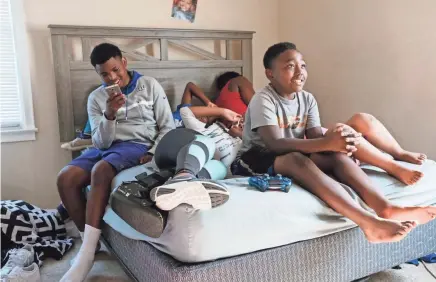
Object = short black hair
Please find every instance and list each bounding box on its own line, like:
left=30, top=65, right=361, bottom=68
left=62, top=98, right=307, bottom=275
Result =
left=216, top=71, right=241, bottom=91
left=263, top=42, right=297, bottom=69
left=90, top=43, right=123, bottom=67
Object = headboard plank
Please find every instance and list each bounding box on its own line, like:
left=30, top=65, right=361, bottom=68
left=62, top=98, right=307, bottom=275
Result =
left=242, top=39, right=253, bottom=82
left=160, top=39, right=169, bottom=60
left=70, top=60, right=244, bottom=70
left=49, top=25, right=254, bottom=142
left=51, top=34, right=75, bottom=141
left=81, top=38, right=92, bottom=61
left=49, top=25, right=254, bottom=39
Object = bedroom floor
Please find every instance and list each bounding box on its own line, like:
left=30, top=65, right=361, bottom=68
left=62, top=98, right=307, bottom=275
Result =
left=41, top=239, right=436, bottom=282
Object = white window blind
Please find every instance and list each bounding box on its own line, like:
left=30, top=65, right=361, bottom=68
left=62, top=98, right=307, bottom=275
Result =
left=0, top=0, right=36, bottom=142
left=0, top=0, right=22, bottom=129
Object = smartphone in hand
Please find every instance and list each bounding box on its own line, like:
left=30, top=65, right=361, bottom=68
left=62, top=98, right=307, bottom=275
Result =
left=105, top=84, right=128, bottom=120
left=105, top=84, right=122, bottom=96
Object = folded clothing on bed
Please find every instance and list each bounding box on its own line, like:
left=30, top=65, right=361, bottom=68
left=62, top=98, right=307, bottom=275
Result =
left=103, top=160, right=436, bottom=263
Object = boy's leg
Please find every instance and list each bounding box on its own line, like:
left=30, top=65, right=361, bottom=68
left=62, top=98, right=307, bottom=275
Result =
left=85, top=160, right=117, bottom=228
left=348, top=133, right=423, bottom=185
left=57, top=166, right=90, bottom=231
left=197, top=160, right=227, bottom=180
left=86, top=141, right=149, bottom=228
left=310, top=152, right=436, bottom=225
left=274, top=152, right=416, bottom=243
left=347, top=113, right=426, bottom=164
left=61, top=142, right=147, bottom=282
left=173, top=134, right=215, bottom=180
left=151, top=135, right=229, bottom=210
left=57, top=148, right=102, bottom=232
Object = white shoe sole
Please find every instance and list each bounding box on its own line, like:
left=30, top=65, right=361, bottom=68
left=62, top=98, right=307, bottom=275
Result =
left=150, top=181, right=229, bottom=211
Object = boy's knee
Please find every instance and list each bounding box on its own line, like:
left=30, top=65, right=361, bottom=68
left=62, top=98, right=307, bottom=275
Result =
left=91, top=161, right=116, bottom=180
left=280, top=152, right=311, bottom=167
left=349, top=113, right=375, bottom=131
left=57, top=169, right=69, bottom=191
left=57, top=166, right=85, bottom=191
left=327, top=152, right=352, bottom=166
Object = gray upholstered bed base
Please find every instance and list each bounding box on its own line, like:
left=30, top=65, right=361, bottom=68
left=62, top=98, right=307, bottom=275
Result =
left=101, top=219, right=436, bottom=282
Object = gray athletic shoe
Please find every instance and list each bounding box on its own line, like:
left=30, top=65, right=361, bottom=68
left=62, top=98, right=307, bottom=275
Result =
left=0, top=245, right=34, bottom=278
left=1, top=263, right=41, bottom=282
left=150, top=179, right=230, bottom=211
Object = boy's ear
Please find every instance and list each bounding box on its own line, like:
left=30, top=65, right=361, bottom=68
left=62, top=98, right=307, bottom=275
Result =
left=122, top=57, right=127, bottom=67
left=265, top=69, right=273, bottom=80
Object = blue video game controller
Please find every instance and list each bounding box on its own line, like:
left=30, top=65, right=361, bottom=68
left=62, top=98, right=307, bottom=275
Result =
left=248, top=174, right=292, bottom=193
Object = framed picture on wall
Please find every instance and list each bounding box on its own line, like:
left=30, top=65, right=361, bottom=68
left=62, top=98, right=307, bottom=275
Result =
left=171, top=0, right=198, bottom=23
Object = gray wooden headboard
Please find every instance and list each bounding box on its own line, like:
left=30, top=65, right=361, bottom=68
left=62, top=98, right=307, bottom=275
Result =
left=49, top=25, right=255, bottom=142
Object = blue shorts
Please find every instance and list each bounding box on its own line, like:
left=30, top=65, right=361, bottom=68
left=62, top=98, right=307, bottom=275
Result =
left=69, top=141, right=148, bottom=173
left=172, top=103, right=191, bottom=128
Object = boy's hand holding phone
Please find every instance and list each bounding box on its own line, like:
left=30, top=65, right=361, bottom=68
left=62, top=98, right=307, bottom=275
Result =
left=105, top=85, right=126, bottom=120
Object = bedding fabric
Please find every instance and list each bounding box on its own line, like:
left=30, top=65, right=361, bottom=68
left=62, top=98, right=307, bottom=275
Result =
left=104, top=160, right=436, bottom=263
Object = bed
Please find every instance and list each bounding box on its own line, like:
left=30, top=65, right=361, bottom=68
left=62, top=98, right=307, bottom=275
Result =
left=49, top=25, right=436, bottom=282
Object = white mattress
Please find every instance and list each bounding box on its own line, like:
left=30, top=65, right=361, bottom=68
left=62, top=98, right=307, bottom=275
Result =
left=103, top=160, right=436, bottom=263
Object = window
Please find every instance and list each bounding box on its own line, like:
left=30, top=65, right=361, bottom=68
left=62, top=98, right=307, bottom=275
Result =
left=0, top=0, right=36, bottom=142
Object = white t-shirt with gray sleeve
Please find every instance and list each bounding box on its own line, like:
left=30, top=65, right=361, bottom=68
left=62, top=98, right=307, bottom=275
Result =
left=240, top=85, right=321, bottom=154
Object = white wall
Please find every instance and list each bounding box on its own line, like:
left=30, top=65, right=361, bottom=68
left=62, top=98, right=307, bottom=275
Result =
left=279, top=0, right=436, bottom=158
left=1, top=0, right=280, bottom=207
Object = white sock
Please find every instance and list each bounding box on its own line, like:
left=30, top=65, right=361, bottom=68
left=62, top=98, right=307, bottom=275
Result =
left=60, top=224, right=101, bottom=282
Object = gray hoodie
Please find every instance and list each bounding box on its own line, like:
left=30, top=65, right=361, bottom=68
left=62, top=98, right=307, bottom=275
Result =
left=87, top=76, right=175, bottom=154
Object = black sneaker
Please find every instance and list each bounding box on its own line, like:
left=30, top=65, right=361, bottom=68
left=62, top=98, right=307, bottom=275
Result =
left=111, top=181, right=167, bottom=238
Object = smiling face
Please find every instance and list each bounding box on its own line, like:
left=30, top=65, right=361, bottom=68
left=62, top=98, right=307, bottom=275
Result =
left=177, top=0, right=193, bottom=12
left=266, top=49, right=307, bottom=95
left=94, top=56, right=129, bottom=88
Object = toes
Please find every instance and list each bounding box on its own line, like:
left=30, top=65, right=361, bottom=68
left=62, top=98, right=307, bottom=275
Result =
left=411, top=171, right=423, bottom=184
left=427, top=208, right=436, bottom=217
left=399, top=221, right=415, bottom=233
left=403, top=220, right=417, bottom=228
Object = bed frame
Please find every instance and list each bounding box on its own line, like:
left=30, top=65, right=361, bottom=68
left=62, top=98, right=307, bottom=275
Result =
left=50, top=25, right=436, bottom=282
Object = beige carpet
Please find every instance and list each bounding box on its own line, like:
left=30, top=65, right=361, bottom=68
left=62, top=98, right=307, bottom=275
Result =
left=41, top=239, right=435, bottom=282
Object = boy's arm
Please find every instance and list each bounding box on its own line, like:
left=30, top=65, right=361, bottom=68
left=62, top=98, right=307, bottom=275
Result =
left=305, top=127, right=325, bottom=139
left=304, top=93, right=323, bottom=139
left=181, top=82, right=212, bottom=106
left=250, top=93, right=354, bottom=154
left=180, top=107, right=206, bottom=131
left=258, top=125, right=331, bottom=154
left=229, top=76, right=255, bottom=105
left=148, top=80, right=176, bottom=155
left=189, top=106, right=241, bottom=122
left=88, top=93, right=117, bottom=149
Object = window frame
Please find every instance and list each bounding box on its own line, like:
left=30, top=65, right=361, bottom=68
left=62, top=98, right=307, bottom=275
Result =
left=1, top=0, right=37, bottom=143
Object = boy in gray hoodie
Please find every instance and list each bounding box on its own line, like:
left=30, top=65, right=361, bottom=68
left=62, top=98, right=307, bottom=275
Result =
left=58, top=43, right=174, bottom=282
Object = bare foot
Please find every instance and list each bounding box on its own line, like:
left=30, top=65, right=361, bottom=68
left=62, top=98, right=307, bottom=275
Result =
left=379, top=205, right=436, bottom=225
left=385, top=162, right=424, bottom=185
left=361, top=218, right=416, bottom=243
left=394, top=150, right=427, bottom=165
